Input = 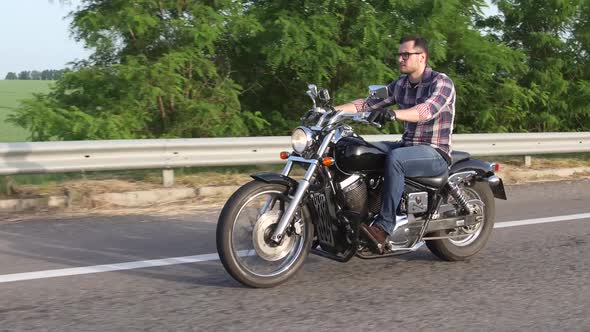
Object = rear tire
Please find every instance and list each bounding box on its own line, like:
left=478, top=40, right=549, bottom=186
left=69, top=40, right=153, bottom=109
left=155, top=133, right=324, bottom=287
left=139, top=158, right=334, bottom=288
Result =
left=216, top=181, right=313, bottom=288
left=426, top=181, right=495, bottom=261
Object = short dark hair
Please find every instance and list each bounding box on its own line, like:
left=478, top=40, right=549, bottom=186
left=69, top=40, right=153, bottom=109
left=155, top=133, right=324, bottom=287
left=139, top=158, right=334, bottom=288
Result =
left=399, top=35, right=428, bottom=54
left=400, top=35, right=428, bottom=64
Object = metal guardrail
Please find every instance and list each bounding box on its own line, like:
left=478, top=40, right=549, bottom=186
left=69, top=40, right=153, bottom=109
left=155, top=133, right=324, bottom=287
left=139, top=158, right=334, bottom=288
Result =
left=1, top=133, right=589, bottom=176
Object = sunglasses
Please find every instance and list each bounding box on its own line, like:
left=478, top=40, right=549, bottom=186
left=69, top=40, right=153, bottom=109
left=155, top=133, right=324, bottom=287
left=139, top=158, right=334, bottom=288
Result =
left=397, top=52, right=422, bottom=60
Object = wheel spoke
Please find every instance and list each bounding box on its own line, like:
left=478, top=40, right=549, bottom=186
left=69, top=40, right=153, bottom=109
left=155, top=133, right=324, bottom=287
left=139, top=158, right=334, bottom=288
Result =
left=448, top=187, right=485, bottom=247
left=230, top=190, right=306, bottom=277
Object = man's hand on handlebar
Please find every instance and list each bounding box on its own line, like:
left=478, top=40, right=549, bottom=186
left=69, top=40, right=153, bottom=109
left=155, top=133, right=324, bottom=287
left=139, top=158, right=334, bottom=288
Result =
left=367, top=108, right=396, bottom=126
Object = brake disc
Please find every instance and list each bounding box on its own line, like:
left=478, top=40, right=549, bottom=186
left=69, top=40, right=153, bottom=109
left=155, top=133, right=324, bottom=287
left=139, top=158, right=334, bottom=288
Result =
left=252, top=211, right=296, bottom=261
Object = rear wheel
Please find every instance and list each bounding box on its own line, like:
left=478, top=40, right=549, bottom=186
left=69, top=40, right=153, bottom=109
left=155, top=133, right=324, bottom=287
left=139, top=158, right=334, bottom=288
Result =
left=426, top=181, right=495, bottom=261
left=216, top=181, right=313, bottom=288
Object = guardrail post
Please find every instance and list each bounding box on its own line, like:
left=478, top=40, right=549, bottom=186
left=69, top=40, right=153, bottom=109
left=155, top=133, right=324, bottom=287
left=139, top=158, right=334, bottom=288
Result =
left=162, top=169, right=174, bottom=187
left=524, top=155, right=532, bottom=167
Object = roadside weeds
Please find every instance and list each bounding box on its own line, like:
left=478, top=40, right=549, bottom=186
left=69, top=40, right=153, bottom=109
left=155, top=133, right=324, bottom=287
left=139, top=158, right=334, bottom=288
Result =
left=1, top=158, right=590, bottom=221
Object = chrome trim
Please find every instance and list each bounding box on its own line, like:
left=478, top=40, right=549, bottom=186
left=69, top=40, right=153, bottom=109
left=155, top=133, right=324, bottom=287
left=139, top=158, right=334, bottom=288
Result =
left=388, top=215, right=410, bottom=245
left=259, top=161, right=294, bottom=216
left=271, top=131, right=335, bottom=243
left=232, top=190, right=306, bottom=277
left=316, top=130, right=335, bottom=157
left=291, top=126, right=314, bottom=154
left=447, top=188, right=485, bottom=246
left=407, top=192, right=428, bottom=214
left=339, top=174, right=361, bottom=189
left=314, top=110, right=331, bottom=128
left=422, top=234, right=475, bottom=240
left=270, top=162, right=316, bottom=243
left=387, top=240, right=424, bottom=253
left=281, top=161, right=293, bottom=176
left=327, top=110, right=358, bottom=126
left=332, top=126, right=354, bottom=144
left=448, top=171, right=477, bottom=185
left=487, top=175, right=500, bottom=186
left=287, top=155, right=317, bottom=164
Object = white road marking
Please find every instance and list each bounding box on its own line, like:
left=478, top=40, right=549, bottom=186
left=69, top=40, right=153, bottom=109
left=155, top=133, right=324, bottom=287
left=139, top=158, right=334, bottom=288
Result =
left=493, top=213, right=590, bottom=228
left=0, top=253, right=219, bottom=283
left=0, top=213, right=589, bottom=284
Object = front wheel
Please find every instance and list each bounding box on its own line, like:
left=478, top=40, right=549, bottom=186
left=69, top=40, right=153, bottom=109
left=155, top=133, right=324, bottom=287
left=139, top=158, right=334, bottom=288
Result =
left=216, top=181, right=313, bottom=288
left=426, top=181, right=495, bottom=261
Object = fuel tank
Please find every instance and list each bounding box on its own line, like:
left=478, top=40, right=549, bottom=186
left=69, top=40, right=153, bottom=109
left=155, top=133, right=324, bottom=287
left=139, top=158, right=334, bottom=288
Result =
left=334, top=137, right=387, bottom=174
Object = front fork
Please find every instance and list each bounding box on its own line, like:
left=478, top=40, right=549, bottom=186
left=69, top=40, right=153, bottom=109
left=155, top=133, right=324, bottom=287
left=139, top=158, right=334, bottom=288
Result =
left=269, top=131, right=335, bottom=243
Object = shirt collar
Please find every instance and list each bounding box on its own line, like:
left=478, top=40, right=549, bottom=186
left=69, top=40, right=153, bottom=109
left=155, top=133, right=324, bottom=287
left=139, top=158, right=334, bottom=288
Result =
left=404, top=66, right=433, bottom=88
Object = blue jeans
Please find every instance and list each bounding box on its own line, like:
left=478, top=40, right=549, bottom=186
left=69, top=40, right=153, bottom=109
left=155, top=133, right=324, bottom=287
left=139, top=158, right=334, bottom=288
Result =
left=373, top=142, right=448, bottom=235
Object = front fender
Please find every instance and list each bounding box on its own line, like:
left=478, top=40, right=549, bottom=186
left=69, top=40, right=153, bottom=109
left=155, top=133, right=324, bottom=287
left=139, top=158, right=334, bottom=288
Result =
left=251, top=172, right=298, bottom=191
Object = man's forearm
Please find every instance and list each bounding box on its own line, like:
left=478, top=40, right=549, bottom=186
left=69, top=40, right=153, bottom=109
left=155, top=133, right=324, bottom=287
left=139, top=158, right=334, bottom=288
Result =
left=393, top=106, right=421, bottom=122
left=335, top=102, right=359, bottom=113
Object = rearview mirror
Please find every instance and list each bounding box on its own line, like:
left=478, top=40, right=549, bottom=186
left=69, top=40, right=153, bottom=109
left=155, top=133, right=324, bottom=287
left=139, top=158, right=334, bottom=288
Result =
left=307, top=84, right=318, bottom=107
left=307, top=84, right=318, bottom=97
left=319, top=88, right=330, bottom=102
left=368, top=85, right=388, bottom=99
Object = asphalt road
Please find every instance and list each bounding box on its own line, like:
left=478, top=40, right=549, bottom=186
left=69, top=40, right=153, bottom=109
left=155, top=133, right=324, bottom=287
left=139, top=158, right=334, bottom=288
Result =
left=0, top=180, right=589, bottom=331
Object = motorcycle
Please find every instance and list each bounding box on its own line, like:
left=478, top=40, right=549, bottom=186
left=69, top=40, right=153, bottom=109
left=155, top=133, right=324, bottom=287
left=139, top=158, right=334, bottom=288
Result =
left=216, top=84, right=507, bottom=288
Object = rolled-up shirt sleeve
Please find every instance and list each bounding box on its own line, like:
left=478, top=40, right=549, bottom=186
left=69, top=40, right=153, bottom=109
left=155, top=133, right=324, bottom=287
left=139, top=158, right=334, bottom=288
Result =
left=415, top=74, right=454, bottom=122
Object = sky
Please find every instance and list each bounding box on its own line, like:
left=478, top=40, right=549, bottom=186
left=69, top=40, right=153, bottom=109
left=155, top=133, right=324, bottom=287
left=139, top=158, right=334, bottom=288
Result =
left=0, top=0, right=90, bottom=79
left=0, top=1, right=499, bottom=80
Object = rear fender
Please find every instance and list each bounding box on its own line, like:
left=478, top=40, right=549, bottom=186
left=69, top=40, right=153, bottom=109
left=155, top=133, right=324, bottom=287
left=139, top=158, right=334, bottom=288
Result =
left=450, top=160, right=507, bottom=200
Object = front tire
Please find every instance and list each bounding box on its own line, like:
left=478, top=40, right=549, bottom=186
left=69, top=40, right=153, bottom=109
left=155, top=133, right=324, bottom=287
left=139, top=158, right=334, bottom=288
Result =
left=216, top=181, right=313, bottom=288
left=426, top=181, right=495, bottom=261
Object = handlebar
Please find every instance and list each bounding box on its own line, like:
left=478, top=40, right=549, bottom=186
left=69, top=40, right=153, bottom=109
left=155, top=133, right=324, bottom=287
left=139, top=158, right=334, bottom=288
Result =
left=331, top=110, right=382, bottom=128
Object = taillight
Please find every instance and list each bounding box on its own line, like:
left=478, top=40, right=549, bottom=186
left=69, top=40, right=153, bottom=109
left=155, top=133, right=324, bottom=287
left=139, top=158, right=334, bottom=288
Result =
left=492, top=163, right=500, bottom=172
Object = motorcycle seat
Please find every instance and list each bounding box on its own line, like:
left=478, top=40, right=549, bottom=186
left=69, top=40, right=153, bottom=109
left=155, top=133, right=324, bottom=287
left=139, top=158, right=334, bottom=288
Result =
left=409, top=151, right=469, bottom=187
left=407, top=171, right=449, bottom=188
left=451, top=150, right=471, bottom=165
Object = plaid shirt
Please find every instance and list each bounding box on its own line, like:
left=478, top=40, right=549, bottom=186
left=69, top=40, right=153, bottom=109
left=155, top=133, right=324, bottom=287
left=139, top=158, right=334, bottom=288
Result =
left=353, top=66, right=456, bottom=161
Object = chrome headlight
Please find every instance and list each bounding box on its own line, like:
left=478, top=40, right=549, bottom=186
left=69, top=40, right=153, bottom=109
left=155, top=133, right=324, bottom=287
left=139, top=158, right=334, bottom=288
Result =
left=291, top=127, right=313, bottom=153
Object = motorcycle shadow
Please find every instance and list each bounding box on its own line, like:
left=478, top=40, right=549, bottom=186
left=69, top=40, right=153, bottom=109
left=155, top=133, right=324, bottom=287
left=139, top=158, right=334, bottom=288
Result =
left=121, top=250, right=441, bottom=289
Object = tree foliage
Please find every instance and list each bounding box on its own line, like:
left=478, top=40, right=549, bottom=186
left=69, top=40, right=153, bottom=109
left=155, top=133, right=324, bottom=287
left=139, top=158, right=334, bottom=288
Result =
left=489, top=0, right=590, bottom=131
left=4, top=69, right=66, bottom=80
left=9, top=0, right=590, bottom=141
left=10, top=0, right=267, bottom=140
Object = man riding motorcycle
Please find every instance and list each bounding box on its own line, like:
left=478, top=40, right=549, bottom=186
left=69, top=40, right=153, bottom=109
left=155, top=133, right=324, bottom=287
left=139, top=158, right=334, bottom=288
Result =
left=336, top=35, right=456, bottom=247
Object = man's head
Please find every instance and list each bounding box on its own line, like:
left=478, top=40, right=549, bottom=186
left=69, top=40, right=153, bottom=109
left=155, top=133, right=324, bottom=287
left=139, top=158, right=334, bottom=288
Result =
left=398, top=35, right=428, bottom=75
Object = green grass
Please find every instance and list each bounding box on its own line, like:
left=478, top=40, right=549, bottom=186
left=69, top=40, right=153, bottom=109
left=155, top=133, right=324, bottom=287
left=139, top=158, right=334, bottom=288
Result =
left=0, top=80, right=54, bottom=142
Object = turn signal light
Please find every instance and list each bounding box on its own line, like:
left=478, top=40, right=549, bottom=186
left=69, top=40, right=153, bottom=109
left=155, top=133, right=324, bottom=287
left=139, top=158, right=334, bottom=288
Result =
left=280, top=151, right=290, bottom=160
left=322, top=157, right=335, bottom=166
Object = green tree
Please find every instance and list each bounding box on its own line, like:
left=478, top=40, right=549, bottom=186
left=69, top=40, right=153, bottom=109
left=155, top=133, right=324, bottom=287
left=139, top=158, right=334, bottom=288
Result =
left=493, top=0, right=590, bottom=131
left=30, top=70, right=41, bottom=80
left=10, top=0, right=267, bottom=140
left=4, top=72, right=17, bottom=80
left=230, top=0, right=529, bottom=134
left=11, top=0, right=588, bottom=140
left=17, top=71, right=30, bottom=80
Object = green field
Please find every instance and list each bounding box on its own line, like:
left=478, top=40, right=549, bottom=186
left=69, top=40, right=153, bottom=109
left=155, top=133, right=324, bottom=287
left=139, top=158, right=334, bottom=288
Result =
left=0, top=80, right=54, bottom=142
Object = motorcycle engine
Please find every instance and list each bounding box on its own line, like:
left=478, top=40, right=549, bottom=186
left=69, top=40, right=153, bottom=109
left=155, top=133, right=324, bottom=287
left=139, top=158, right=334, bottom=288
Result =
left=339, top=174, right=368, bottom=218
